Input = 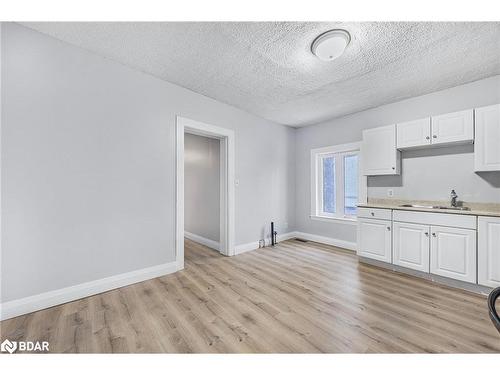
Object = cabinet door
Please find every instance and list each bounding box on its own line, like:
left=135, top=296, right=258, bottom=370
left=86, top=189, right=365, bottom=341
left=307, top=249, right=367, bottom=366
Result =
left=478, top=216, right=500, bottom=288
left=396, top=118, right=431, bottom=149
left=474, top=104, right=500, bottom=172
left=430, top=226, right=476, bottom=283
left=362, top=124, right=400, bottom=175
left=357, top=218, right=392, bottom=263
left=393, top=222, right=430, bottom=272
left=431, top=109, right=474, bottom=145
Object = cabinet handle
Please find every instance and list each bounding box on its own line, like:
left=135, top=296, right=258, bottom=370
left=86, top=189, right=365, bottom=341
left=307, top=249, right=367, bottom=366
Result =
left=392, top=167, right=395, bottom=170
left=433, top=135, right=437, bottom=139
left=371, top=212, right=375, bottom=216
left=425, top=232, right=429, bottom=236
left=432, top=233, right=436, bottom=237
left=425, top=136, right=430, bottom=140
left=387, top=226, right=391, bottom=231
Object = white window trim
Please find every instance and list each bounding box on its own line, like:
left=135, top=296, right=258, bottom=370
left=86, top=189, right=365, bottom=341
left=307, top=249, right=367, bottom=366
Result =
left=310, top=141, right=367, bottom=223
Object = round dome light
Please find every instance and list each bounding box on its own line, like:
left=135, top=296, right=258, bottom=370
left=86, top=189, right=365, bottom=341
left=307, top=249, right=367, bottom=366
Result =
left=311, top=29, right=350, bottom=62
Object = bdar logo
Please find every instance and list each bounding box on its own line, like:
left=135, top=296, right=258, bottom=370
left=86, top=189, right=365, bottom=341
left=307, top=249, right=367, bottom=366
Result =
left=1, top=339, right=17, bottom=354
left=0, top=339, right=48, bottom=353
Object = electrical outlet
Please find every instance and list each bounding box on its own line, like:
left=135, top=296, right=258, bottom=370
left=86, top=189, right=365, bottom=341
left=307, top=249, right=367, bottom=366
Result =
left=259, top=239, right=265, bottom=248
left=387, top=189, right=394, bottom=197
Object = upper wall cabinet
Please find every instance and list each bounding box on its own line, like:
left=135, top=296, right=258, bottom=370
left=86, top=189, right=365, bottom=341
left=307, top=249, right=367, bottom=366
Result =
left=430, top=109, right=474, bottom=146
left=396, top=117, right=431, bottom=149
left=474, top=104, right=500, bottom=172
left=362, top=124, right=401, bottom=176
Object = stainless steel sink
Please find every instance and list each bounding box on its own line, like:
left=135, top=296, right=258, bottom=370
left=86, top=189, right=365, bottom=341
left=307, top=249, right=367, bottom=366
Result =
left=439, top=206, right=470, bottom=211
left=399, top=204, right=440, bottom=209
left=399, top=204, right=470, bottom=211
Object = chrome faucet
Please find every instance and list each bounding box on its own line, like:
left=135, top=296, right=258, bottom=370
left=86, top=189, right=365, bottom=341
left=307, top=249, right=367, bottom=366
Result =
left=450, top=189, right=458, bottom=207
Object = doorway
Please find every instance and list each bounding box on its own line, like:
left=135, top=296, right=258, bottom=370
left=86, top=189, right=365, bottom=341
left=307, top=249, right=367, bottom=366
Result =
left=175, top=116, right=235, bottom=270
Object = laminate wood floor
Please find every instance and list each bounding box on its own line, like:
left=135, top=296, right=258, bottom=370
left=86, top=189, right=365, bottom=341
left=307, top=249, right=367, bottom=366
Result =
left=1, top=239, right=499, bottom=353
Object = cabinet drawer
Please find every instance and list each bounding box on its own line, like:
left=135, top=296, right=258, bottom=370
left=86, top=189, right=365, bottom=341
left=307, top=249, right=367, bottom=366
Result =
left=393, top=210, right=476, bottom=230
left=358, top=207, right=392, bottom=221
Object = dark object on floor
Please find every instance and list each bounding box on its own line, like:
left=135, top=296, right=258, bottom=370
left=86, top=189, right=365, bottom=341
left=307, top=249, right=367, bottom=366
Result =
left=295, top=238, right=309, bottom=242
left=271, top=222, right=277, bottom=246
left=488, top=287, right=500, bottom=334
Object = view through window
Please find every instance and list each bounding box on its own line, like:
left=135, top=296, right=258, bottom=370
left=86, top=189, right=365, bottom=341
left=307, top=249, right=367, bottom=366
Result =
left=316, top=149, right=359, bottom=219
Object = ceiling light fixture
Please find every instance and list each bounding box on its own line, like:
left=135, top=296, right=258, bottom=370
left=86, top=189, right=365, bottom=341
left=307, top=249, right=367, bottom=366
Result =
left=311, top=29, right=351, bottom=62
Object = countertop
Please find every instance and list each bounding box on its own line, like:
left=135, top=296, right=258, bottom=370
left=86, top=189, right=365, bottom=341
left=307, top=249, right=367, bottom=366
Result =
left=358, top=199, right=500, bottom=218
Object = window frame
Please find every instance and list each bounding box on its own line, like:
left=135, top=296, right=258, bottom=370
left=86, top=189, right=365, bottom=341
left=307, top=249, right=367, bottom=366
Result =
left=310, top=142, right=367, bottom=223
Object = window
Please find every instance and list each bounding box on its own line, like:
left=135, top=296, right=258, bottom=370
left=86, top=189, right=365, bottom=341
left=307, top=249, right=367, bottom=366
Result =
left=344, top=153, right=358, bottom=216
left=311, top=142, right=366, bottom=221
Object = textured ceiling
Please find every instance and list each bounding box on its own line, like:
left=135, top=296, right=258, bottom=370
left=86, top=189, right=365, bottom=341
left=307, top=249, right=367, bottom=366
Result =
left=21, top=22, right=500, bottom=127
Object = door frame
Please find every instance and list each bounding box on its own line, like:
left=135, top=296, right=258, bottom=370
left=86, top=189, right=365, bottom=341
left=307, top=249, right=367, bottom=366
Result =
left=175, top=116, right=235, bottom=269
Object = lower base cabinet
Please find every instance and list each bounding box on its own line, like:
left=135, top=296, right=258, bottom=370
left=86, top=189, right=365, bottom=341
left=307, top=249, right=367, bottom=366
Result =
left=430, top=226, right=477, bottom=283
left=358, top=209, right=493, bottom=288
left=393, top=222, right=430, bottom=272
left=478, top=216, right=500, bottom=288
left=357, top=218, right=392, bottom=263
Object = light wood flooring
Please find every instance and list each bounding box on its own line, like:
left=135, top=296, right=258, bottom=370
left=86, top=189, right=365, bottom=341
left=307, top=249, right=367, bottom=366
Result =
left=1, top=238, right=499, bottom=353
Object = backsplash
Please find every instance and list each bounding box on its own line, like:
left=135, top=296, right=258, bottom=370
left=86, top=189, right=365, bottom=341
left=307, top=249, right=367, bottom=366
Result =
left=367, top=144, right=500, bottom=203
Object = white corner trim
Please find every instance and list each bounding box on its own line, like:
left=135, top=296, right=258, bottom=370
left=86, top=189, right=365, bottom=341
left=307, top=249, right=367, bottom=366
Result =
left=293, top=231, right=357, bottom=251
left=184, top=231, right=220, bottom=251
left=0, top=260, right=180, bottom=321
left=309, top=215, right=358, bottom=225
left=311, top=141, right=362, bottom=155
left=234, top=232, right=297, bottom=255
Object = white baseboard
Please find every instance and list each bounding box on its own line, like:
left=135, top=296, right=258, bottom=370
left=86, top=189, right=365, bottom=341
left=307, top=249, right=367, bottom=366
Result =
left=234, top=241, right=259, bottom=255
left=233, top=231, right=356, bottom=255
left=292, top=231, right=357, bottom=251
left=234, top=231, right=297, bottom=255
left=184, top=231, right=220, bottom=251
left=0, top=260, right=180, bottom=321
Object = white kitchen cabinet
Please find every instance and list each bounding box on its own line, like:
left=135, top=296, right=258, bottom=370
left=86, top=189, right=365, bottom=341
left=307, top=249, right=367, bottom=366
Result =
left=396, top=117, right=431, bottom=149
left=430, top=226, right=477, bottom=283
left=358, top=207, right=392, bottom=221
left=392, top=210, right=476, bottom=230
left=362, top=124, right=401, bottom=175
left=430, top=109, right=474, bottom=146
left=357, top=218, right=392, bottom=263
left=478, top=216, right=500, bottom=288
left=393, top=222, right=430, bottom=272
left=474, top=104, right=500, bottom=172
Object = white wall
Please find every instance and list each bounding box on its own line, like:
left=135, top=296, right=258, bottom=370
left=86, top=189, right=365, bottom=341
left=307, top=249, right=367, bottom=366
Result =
left=295, top=75, right=500, bottom=243
left=184, top=133, right=220, bottom=243
left=1, top=23, right=295, bottom=304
